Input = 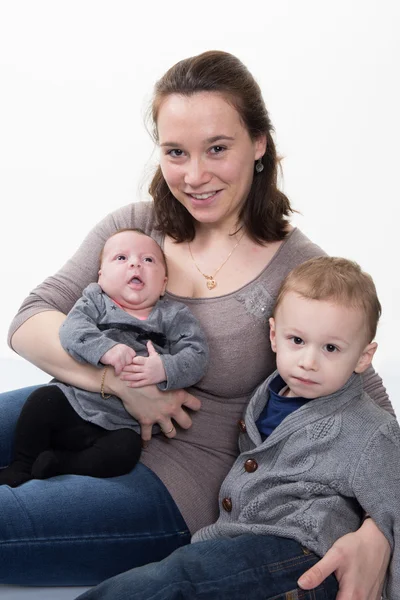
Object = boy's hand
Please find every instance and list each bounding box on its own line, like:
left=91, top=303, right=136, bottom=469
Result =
left=100, top=344, right=136, bottom=376
left=126, top=341, right=167, bottom=387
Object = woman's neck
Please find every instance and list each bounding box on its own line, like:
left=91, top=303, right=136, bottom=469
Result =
left=193, top=221, right=244, bottom=247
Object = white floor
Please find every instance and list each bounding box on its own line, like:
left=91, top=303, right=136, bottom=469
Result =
left=0, top=586, right=90, bottom=599
left=0, top=357, right=50, bottom=393
left=0, top=357, right=91, bottom=598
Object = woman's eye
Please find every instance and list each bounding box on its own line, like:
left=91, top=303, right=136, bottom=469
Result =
left=291, top=337, right=304, bottom=345
left=325, top=344, right=338, bottom=353
left=167, top=149, right=184, bottom=158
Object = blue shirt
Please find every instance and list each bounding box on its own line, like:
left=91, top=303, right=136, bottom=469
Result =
left=256, top=374, right=311, bottom=439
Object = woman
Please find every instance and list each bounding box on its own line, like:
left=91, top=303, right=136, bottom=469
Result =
left=1, top=51, right=391, bottom=596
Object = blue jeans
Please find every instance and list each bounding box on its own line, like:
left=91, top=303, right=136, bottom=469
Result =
left=77, top=534, right=339, bottom=599
left=0, top=386, right=191, bottom=585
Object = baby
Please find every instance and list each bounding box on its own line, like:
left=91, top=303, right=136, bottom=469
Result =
left=0, top=229, right=208, bottom=487
left=77, top=256, right=400, bottom=600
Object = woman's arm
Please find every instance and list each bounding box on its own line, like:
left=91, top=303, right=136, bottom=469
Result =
left=298, top=518, right=390, bottom=599
left=12, top=311, right=107, bottom=390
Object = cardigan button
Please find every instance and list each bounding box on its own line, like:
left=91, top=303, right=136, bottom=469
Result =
left=222, top=497, right=232, bottom=512
left=238, top=419, right=247, bottom=433
left=244, top=458, right=258, bottom=473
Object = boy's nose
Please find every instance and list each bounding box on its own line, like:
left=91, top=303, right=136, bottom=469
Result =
left=299, top=349, right=318, bottom=371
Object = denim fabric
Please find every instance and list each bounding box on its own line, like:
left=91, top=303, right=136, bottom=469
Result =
left=0, top=386, right=190, bottom=585
left=77, top=534, right=338, bottom=600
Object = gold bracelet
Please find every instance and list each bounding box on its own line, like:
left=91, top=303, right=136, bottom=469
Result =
left=101, top=366, right=112, bottom=400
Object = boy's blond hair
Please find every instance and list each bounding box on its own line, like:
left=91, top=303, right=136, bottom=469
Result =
left=274, top=257, right=381, bottom=342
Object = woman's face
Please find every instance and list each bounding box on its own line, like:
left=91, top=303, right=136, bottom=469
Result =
left=157, top=92, right=266, bottom=230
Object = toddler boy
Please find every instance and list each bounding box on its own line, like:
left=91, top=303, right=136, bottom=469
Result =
left=0, top=229, right=208, bottom=487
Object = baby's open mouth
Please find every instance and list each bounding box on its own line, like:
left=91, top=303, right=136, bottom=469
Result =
left=129, top=276, right=143, bottom=285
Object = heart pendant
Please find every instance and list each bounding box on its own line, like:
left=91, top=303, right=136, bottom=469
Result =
left=206, top=278, right=216, bottom=290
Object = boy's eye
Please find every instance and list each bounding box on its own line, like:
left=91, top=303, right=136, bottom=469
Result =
left=116, top=255, right=126, bottom=261
left=325, top=344, right=338, bottom=353
left=291, top=336, right=304, bottom=345
left=210, top=145, right=226, bottom=154
left=143, top=257, right=154, bottom=263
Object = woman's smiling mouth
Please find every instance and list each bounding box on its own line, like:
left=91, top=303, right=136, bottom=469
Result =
left=186, top=190, right=221, bottom=206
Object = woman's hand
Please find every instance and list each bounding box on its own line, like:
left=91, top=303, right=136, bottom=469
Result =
left=108, top=372, right=201, bottom=441
left=297, top=518, right=390, bottom=599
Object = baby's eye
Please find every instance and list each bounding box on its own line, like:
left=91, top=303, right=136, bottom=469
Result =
left=290, top=336, right=304, bottom=345
left=116, top=255, right=126, bottom=261
left=325, top=344, right=338, bottom=353
left=143, top=257, right=154, bottom=263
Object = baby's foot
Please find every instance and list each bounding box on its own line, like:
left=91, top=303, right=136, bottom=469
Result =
left=0, top=466, right=32, bottom=487
left=31, top=450, right=60, bottom=479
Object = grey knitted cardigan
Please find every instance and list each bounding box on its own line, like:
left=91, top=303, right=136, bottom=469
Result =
left=193, top=371, right=400, bottom=599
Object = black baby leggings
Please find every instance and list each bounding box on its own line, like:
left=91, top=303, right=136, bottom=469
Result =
left=0, top=385, right=142, bottom=487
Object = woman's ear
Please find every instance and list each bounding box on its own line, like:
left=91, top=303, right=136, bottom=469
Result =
left=254, top=134, right=267, bottom=160
left=354, top=342, right=378, bottom=374
left=269, top=317, right=277, bottom=353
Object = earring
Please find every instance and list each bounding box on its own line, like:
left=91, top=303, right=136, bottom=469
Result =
left=255, top=158, right=264, bottom=173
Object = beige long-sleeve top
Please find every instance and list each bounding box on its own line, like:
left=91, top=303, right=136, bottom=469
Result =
left=8, top=202, right=392, bottom=533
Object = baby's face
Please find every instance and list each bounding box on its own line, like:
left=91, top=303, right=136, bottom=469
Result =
left=269, top=291, right=376, bottom=399
left=98, top=231, right=167, bottom=312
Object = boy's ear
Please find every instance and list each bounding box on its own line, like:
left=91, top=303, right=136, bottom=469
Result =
left=269, top=317, right=277, bottom=353
left=354, top=342, right=378, bottom=374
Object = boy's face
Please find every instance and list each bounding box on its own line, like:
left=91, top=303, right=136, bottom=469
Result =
left=269, top=291, right=377, bottom=399
left=98, top=231, right=167, bottom=312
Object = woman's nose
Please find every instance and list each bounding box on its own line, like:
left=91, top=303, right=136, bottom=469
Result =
left=184, top=158, right=211, bottom=187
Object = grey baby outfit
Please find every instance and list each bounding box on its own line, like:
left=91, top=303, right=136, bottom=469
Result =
left=57, top=282, right=209, bottom=433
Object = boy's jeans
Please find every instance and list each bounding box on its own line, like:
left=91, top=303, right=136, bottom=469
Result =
left=78, top=533, right=339, bottom=599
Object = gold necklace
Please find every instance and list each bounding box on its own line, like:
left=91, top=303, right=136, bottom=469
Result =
left=188, top=231, right=245, bottom=290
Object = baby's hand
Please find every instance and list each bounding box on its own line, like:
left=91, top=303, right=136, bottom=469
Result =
left=127, top=341, right=167, bottom=387
left=100, top=344, right=136, bottom=376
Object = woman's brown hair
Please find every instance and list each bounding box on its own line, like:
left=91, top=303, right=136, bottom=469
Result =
left=148, top=50, right=293, bottom=243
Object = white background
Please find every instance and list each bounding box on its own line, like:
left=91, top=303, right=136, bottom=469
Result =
left=0, top=0, right=399, bottom=407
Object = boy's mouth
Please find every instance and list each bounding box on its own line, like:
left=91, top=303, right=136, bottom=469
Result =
left=293, top=376, right=317, bottom=385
